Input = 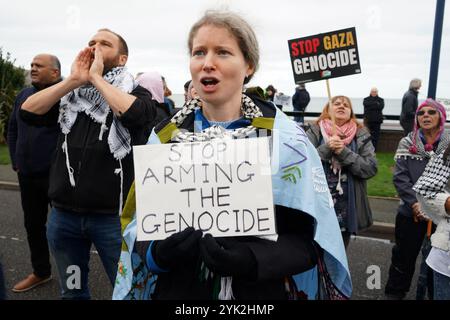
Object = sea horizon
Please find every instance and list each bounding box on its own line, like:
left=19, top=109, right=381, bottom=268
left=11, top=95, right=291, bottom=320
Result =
left=168, top=94, right=404, bottom=116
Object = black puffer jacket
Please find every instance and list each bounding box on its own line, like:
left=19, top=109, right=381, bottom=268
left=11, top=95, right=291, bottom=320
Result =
left=20, top=85, right=157, bottom=214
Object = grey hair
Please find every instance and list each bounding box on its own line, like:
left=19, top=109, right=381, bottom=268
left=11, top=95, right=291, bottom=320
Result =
left=409, top=78, right=422, bottom=90
left=187, top=10, right=259, bottom=84
left=49, top=55, right=61, bottom=72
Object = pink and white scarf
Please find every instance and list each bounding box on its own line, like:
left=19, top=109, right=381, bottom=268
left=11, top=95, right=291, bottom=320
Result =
left=319, top=119, right=358, bottom=195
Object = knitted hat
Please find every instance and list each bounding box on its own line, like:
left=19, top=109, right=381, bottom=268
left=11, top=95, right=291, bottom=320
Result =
left=409, top=98, right=447, bottom=154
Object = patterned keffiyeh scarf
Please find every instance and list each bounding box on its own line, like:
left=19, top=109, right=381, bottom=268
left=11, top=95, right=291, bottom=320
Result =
left=413, top=149, right=450, bottom=199
left=170, top=93, right=263, bottom=142
left=395, top=131, right=450, bottom=161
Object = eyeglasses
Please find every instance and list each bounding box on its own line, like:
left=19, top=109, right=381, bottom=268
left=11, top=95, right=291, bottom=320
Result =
left=417, top=109, right=438, bottom=116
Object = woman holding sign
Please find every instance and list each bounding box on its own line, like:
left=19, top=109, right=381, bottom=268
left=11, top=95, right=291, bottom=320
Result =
left=113, top=10, right=351, bottom=300
left=306, top=96, right=377, bottom=247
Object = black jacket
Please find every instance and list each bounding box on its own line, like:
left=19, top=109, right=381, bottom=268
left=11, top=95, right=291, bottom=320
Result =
left=136, top=207, right=316, bottom=300
left=7, top=86, right=59, bottom=176
left=363, top=95, right=384, bottom=124
left=20, top=85, right=157, bottom=214
left=135, top=97, right=317, bottom=300
left=151, top=102, right=172, bottom=130
left=400, top=89, right=419, bottom=132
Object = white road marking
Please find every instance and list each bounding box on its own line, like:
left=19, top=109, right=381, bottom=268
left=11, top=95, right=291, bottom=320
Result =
left=351, top=235, right=392, bottom=245
left=0, top=236, right=23, bottom=242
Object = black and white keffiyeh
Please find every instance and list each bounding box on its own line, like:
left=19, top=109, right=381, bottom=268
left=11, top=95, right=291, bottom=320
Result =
left=170, top=93, right=263, bottom=142
left=395, top=131, right=450, bottom=161
left=59, top=66, right=136, bottom=161
left=413, top=150, right=450, bottom=199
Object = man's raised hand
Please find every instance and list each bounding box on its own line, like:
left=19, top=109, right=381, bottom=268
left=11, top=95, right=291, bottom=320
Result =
left=89, top=44, right=104, bottom=80
left=69, top=48, right=92, bottom=86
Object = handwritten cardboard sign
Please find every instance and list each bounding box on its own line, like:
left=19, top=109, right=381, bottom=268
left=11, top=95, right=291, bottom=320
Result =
left=134, top=137, right=276, bottom=241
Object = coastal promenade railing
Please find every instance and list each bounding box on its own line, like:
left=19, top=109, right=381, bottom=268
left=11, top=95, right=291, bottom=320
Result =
left=283, top=111, right=401, bottom=121
left=284, top=111, right=450, bottom=122
left=283, top=111, right=450, bottom=152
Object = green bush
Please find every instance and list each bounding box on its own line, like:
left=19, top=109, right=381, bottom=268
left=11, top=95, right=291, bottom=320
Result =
left=0, top=48, right=26, bottom=144
left=0, top=144, right=10, bottom=165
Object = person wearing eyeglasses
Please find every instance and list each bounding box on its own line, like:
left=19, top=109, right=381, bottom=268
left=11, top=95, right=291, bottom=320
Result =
left=385, top=98, right=449, bottom=300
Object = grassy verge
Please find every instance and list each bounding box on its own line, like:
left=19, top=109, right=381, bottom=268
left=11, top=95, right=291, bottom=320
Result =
left=367, top=152, right=397, bottom=198
left=0, top=144, right=10, bottom=165
left=0, top=143, right=397, bottom=197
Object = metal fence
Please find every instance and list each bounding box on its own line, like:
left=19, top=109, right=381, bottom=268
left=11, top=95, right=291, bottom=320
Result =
left=284, top=111, right=450, bottom=122
left=283, top=111, right=401, bottom=121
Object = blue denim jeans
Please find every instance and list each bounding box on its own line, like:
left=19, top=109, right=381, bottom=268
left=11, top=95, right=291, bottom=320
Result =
left=434, top=270, right=450, bottom=300
left=47, top=208, right=121, bottom=299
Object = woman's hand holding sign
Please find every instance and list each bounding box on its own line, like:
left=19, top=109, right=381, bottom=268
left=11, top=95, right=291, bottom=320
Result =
left=153, top=227, right=203, bottom=270
left=200, top=234, right=257, bottom=278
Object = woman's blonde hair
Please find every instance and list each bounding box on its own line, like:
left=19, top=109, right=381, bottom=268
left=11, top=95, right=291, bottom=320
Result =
left=187, top=10, right=259, bottom=84
left=316, top=95, right=362, bottom=128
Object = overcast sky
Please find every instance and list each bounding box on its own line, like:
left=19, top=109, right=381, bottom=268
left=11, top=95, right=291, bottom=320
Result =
left=1, top=0, right=449, bottom=99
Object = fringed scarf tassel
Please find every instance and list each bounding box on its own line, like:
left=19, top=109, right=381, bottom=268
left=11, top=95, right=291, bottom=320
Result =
left=336, top=168, right=344, bottom=195
left=62, top=134, right=75, bottom=187
left=115, top=159, right=124, bottom=216
left=198, top=262, right=234, bottom=300
left=99, top=122, right=108, bottom=141
left=218, top=277, right=234, bottom=300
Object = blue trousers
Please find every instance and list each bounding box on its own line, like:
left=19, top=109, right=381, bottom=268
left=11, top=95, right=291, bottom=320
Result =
left=47, top=208, right=121, bottom=299
left=434, top=270, right=450, bottom=300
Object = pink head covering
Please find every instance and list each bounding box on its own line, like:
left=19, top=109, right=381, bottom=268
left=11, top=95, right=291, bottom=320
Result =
left=136, top=71, right=164, bottom=103
left=409, top=98, right=447, bottom=153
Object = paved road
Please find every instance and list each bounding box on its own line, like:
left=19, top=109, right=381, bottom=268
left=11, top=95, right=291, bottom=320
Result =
left=0, top=189, right=423, bottom=300
left=0, top=189, right=112, bottom=300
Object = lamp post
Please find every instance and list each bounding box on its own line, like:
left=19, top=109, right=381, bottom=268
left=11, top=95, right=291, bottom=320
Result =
left=427, top=0, right=446, bottom=99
